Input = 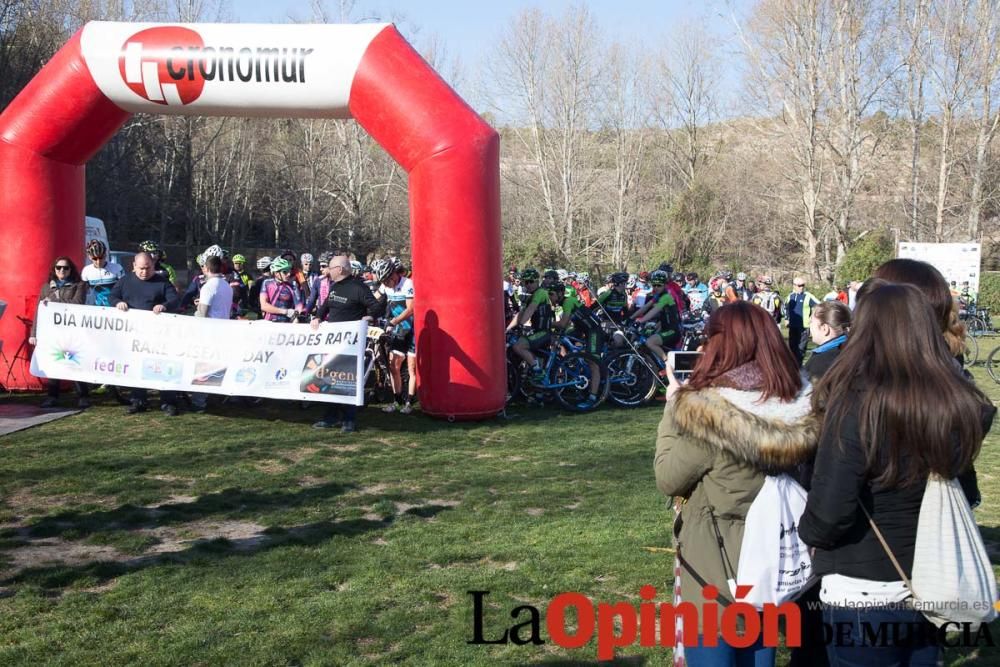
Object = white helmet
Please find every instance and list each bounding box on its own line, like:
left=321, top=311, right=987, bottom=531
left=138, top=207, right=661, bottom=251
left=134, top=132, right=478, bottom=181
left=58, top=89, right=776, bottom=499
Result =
left=301, top=253, right=314, bottom=264
left=350, top=260, right=363, bottom=273
left=257, top=256, right=272, bottom=270
left=556, top=269, right=569, bottom=281
left=202, top=244, right=225, bottom=259
left=371, top=258, right=395, bottom=283
left=736, top=272, right=747, bottom=281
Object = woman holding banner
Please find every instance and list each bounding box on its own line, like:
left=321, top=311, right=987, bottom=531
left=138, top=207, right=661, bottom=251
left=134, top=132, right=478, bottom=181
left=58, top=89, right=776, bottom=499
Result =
left=28, top=256, right=90, bottom=408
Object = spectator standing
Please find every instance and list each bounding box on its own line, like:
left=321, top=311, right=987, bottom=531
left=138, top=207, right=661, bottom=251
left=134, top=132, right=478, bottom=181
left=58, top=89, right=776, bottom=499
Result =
left=190, top=256, right=233, bottom=413
left=110, top=253, right=180, bottom=415
left=785, top=277, right=820, bottom=366
left=655, top=301, right=816, bottom=666
left=799, top=283, right=993, bottom=667
left=311, top=255, right=384, bottom=432
left=29, top=257, right=90, bottom=408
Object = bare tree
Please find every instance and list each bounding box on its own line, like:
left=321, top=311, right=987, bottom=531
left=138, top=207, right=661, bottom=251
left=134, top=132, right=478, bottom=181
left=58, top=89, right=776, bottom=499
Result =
left=895, top=0, right=931, bottom=240
left=966, top=0, right=1000, bottom=239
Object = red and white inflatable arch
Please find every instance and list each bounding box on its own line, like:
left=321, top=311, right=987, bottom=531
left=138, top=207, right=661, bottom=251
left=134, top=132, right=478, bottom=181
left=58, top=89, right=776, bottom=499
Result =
left=0, top=22, right=503, bottom=419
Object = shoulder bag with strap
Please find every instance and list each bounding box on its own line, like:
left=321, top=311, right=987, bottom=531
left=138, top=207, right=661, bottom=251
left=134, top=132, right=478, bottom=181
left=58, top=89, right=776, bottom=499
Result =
left=861, top=475, right=998, bottom=627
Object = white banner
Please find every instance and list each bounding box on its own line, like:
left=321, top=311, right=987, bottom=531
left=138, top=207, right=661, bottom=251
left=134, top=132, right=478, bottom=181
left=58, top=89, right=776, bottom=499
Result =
left=897, top=242, right=981, bottom=292
left=30, top=303, right=365, bottom=405
left=80, top=22, right=388, bottom=117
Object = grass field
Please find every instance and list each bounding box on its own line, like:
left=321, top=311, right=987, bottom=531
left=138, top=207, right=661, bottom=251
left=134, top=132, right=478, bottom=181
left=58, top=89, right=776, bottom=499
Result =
left=1, top=344, right=999, bottom=665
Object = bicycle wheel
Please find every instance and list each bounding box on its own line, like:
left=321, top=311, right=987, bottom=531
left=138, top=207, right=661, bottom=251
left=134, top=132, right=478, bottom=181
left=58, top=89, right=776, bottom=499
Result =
left=967, top=317, right=987, bottom=338
left=505, top=356, right=521, bottom=405
left=963, top=335, right=978, bottom=367
left=551, top=352, right=609, bottom=412
left=988, top=346, right=1000, bottom=384
left=605, top=350, right=657, bottom=407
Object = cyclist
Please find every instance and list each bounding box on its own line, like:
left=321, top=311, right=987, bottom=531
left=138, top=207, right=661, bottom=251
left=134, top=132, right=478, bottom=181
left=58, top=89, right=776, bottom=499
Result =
left=596, top=272, right=630, bottom=347
left=706, top=277, right=728, bottom=313
left=301, top=253, right=318, bottom=281
left=181, top=245, right=226, bottom=312
left=373, top=258, right=418, bottom=414
left=231, top=253, right=253, bottom=314
left=305, top=251, right=333, bottom=316
left=260, top=257, right=303, bottom=322
left=139, top=240, right=176, bottom=285
left=81, top=239, right=124, bottom=307
left=506, top=268, right=554, bottom=380
left=549, top=283, right=604, bottom=409
left=632, top=270, right=681, bottom=368
left=731, top=272, right=754, bottom=301
left=248, top=256, right=272, bottom=318
left=752, top=276, right=783, bottom=324
left=660, top=265, right=689, bottom=314
left=633, top=271, right=653, bottom=308
left=279, top=249, right=311, bottom=302
left=683, top=272, right=709, bottom=312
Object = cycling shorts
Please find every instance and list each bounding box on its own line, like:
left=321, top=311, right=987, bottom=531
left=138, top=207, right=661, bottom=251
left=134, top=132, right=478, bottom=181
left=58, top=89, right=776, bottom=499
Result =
left=389, top=330, right=415, bottom=356
left=521, top=331, right=552, bottom=352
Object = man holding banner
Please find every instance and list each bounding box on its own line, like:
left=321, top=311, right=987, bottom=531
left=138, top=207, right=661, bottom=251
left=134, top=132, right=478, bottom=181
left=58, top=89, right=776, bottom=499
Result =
left=311, top=254, right=383, bottom=432
left=110, top=252, right=181, bottom=415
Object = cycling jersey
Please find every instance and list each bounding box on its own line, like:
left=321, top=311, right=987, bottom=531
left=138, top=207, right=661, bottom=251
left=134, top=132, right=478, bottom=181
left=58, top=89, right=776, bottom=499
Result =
left=81, top=262, right=124, bottom=306
left=561, top=291, right=605, bottom=357
left=652, top=291, right=680, bottom=334
left=597, top=289, right=628, bottom=322
left=378, top=276, right=415, bottom=332
left=261, top=278, right=302, bottom=322
left=526, top=288, right=553, bottom=332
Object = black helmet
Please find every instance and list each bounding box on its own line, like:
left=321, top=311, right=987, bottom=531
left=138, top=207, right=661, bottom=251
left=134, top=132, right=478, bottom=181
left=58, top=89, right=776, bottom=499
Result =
left=609, top=272, right=628, bottom=285
left=548, top=283, right=566, bottom=296
left=658, top=263, right=673, bottom=274
left=672, top=272, right=685, bottom=282
left=543, top=269, right=560, bottom=282
left=686, top=272, right=699, bottom=282
left=520, top=268, right=540, bottom=282
left=86, top=239, right=107, bottom=258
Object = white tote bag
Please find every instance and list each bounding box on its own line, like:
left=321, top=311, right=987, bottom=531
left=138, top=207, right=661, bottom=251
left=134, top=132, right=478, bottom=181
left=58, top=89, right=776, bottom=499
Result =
left=730, top=474, right=813, bottom=609
left=912, top=476, right=998, bottom=626
left=865, top=475, right=998, bottom=627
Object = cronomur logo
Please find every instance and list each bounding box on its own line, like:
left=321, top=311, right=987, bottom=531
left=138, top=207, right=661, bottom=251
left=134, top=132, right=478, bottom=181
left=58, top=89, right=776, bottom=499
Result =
left=119, top=27, right=206, bottom=105
left=118, top=27, right=316, bottom=106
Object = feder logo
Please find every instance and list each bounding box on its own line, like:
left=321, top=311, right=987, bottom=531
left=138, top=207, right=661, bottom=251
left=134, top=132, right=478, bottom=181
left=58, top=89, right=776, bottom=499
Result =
left=119, top=27, right=206, bottom=105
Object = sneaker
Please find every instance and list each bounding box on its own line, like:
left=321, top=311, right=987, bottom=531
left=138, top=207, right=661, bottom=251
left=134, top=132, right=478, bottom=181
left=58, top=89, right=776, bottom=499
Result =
left=399, top=403, right=413, bottom=415
left=125, top=402, right=147, bottom=415
left=341, top=420, right=356, bottom=433
left=77, top=398, right=91, bottom=409
left=312, top=419, right=340, bottom=429
left=162, top=404, right=179, bottom=417
left=40, top=397, right=58, bottom=409
left=576, top=395, right=598, bottom=410
left=382, top=403, right=399, bottom=413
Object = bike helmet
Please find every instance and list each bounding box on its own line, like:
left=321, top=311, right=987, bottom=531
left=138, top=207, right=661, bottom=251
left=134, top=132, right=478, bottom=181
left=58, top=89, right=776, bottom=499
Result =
left=578, top=272, right=590, bottom=282
left=350, top=260, right=363, bottom=273
left=86, top=239, right=107, bottom=258
left=609, top=272, right=628, bottom=285
left=270, top=257, right=293, bottom=273
left=301, top=253, right=314, bottom=264
left=686, top=272, right=699, bottom=282
left=257, top=256, right=272, bottom=270
left=139, top=240, right=160, bottom=254
left=543, top=269, right=560, bottom=282
left=762, top=275, right=773, bottom=285
left=638, top=271, right=650, bottom=281
left=672, top=272, right=685, bottom=283
left=520, top=268, right=540, bottom=282
left=318, top=251, right=334, bottom=265
left=232, top=254, right=247, bottom=264
left=547, top=282, right=566, bottom=296
left=736, top=272, right=747, bottom=281
left=556, top=269, right=569, bottom=281
left=650, top=270, right=669, bottom=286
left=195, top=254, right=205, bottom=266
left=658, top=263, right=673, bottom=274
left=280, top=249, right=296, bottom=261
left=371, top=258, right=395, bottom=283
left=626, top=275, right=638, bottom=289
left=202, top=244, right=225, bottom=259
left=724, top=271, right=734, bottom=281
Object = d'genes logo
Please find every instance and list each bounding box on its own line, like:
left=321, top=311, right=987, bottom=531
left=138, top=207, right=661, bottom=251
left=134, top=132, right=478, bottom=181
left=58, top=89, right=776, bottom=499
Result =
left=119, top=27, right=206, bottom=105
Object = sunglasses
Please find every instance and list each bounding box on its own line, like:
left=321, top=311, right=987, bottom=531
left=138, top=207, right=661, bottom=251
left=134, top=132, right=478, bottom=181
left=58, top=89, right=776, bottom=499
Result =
left=794, top=283, right=805, bottom=287
left=55, top=265, right=71, bottom=271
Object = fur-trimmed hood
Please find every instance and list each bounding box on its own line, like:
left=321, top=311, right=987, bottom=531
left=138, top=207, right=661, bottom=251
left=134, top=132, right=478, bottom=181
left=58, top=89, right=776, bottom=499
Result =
left=672, top=385, right=819, bottom=471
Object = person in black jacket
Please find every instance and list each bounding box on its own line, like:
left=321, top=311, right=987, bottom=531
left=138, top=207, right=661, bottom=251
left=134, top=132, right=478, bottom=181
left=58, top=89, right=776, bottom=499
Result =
left=803, top=300, right=850, bottom=382
left=799, top=282, right=993, bottom=667
left=110, top=253, right=181, bottom=415
left=310, top=254, right=383, bottom=432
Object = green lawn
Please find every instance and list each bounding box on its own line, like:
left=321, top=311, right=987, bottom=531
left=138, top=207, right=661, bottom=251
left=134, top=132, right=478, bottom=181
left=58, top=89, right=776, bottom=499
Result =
left=1, top=347, right=999, bottom=665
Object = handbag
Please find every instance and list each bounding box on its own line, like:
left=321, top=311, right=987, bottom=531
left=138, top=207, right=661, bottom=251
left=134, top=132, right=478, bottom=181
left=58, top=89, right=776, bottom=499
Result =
left=862, top=475, right=998, bottom=627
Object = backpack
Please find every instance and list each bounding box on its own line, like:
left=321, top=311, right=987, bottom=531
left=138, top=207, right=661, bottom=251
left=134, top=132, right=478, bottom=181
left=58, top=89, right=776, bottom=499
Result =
left=864, top=475, right=998, bottom=627
left=729, top=474, right=813, bottom=609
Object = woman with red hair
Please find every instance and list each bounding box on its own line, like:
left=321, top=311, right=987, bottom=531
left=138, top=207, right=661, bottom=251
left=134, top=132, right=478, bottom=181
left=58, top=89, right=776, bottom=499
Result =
left=654, top=301, right=819, bottom=665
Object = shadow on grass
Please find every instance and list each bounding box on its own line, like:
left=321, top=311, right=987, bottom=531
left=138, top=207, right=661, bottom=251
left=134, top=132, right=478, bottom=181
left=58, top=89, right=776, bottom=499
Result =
left=535, top=658, right=646, bottom=666
left=3, top=503, right=456, bottom=590
left=21, top=482, right=353, bottom=539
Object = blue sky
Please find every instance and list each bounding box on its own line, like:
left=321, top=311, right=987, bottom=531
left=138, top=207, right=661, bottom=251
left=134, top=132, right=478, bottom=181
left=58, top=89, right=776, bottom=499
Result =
left=229, top=0, right=748, bottom=75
